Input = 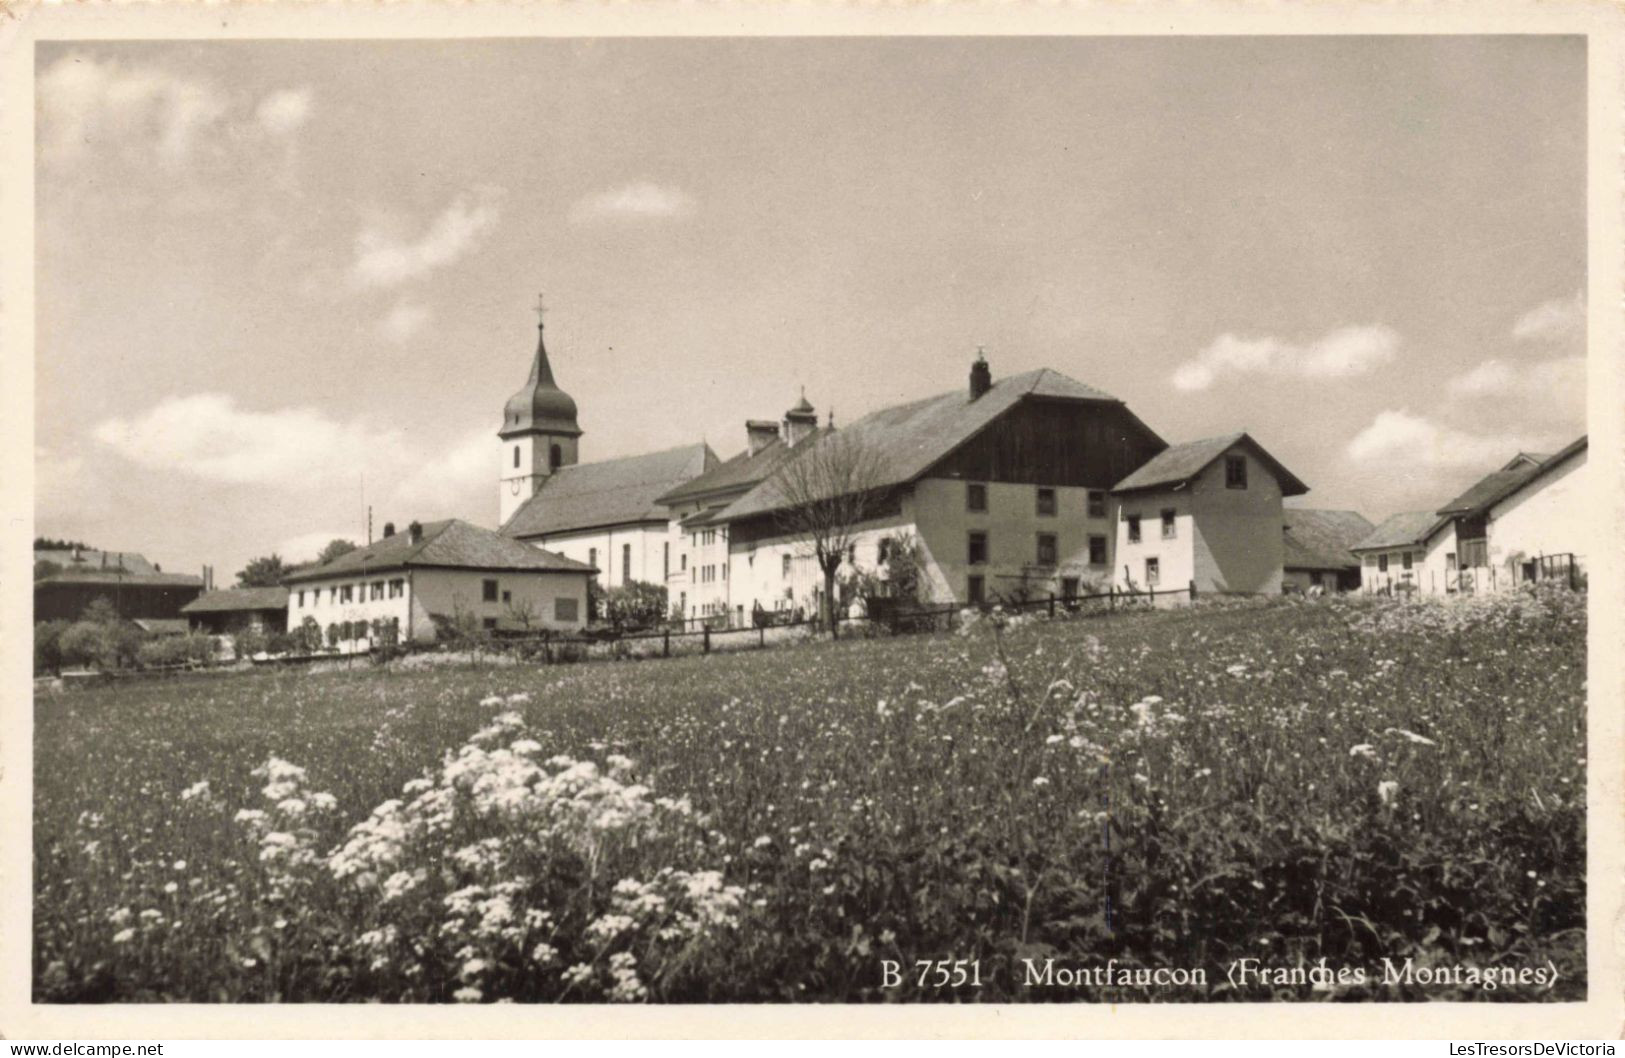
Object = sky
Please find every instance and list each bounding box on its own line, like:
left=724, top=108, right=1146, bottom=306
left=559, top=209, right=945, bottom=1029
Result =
left=33, top=35, right=1587, bottom=580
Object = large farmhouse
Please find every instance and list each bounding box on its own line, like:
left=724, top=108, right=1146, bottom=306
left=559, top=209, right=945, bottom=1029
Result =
left=495, top=314, right=1312, bottom=623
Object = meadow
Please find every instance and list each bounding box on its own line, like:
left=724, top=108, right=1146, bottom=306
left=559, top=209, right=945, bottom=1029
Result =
left=33, top=588, right=1586, bottom=1003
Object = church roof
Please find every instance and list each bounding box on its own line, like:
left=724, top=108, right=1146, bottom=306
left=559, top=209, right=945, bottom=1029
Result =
left=285, top=519, right=594, bottom=582
left=1111, top=432, right=1309, bottom=497
left=502, top=443, right=718, bottom=539
left=1282, top=509, right=1375, bottom=571
left=715, top=368, right=1139, bottom=523
left=656, top=429, right=834, bottom=508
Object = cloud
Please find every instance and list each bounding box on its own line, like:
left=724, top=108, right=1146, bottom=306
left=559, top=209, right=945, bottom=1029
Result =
left=92, top=393, right=401, bottom=488
left=568, top=181, right=697, bottom=224
left=1346, top=410, right=1563, bottom=470
left=39, top=53, right=230, bottom=168
left=1172, top=324, right=1400, bottom=391
left=378, top=300, right=432, bottom=343
left=389, top=429, right=493, bottom=514
left=1446, top=355, right=1585, bottom=400
left=1512, top=291, right=1584, bottom=345
left=350, top=188, right=504, bottom=289
left=255, top=87, right=313, bottom=136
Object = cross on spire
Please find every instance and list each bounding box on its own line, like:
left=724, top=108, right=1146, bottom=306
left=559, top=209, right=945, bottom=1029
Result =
left=534, top=292, right=546, bottom=328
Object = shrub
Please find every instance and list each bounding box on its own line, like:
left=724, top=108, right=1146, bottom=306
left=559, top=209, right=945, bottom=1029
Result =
left=602, top=582, right=668, bottom=633
left=33, top=620, right=71, bottom=676
left=232, top=627, right=270, bottom=660
left=136, top=634, right=217, bottom=670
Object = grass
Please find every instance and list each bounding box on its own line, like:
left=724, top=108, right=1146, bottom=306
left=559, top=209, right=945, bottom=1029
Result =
left=33, top=588, right=1586, bottom=1002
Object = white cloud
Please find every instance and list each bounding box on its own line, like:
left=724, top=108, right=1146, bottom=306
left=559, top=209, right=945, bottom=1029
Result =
left=39, top=53, right=230, bottom=168
left=1346, top=410, right=1561, bottom=469
left=350, top=188, right=504, bottom=289
left=378, top=300, right=433, bottom=343
left=255, top=87, right=313, bottom=136
left=568, top=181, right=697, bottom=224
left=1172, top=324, right=1399, bottom=391
left=1446, top=355, right=1585, bottom=400
left=1512, top=291, right=1584, bottom=345
left=92, top=393, right=401, bottom=488
left=389, top=429, right=493, bottom=513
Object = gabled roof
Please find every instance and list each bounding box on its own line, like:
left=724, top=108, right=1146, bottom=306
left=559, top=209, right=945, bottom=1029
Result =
left=1282, top=508, right=1375, bottom=570
left=1111, top=432, right=1309, bottom=497
left=1488, top=435, right=1587, bottom=513
left=34, top=549, right=158, bottom=575
left=657, top=430, right=832, bottom=509
left=503, top=442, right=718, bottom=538
left=36, top=569, right=202, bottom=587
left=715, top=369, right=1149, bottom=523
left=182, top=587, right=290, bottom=614
left=1352, top=511, right=1441, bottom=552
left=1435, top=463, right=1546, bottom=518
left=286, top=519, right=595, bottom=583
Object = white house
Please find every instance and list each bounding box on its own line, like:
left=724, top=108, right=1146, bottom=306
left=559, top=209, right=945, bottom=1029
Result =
left=1110, top=433, right=1309, bottom=598
left=285, top=518, right=595, bottom=648
left=1354, top=436, right=1589, bottom=596
left=496, top=312, right=717, bottom=592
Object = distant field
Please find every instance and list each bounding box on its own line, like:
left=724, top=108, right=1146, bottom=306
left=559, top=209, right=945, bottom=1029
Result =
left=34, top=590, right=1586, bottom=1003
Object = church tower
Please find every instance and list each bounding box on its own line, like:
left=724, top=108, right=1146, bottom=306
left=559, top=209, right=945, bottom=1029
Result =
left=498, top=298, right=582, bottom=527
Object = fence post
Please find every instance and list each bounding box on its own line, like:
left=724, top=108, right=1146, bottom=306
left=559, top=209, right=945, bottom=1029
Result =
left=1109, top=585, right=1115, bottom=612
left=663, top=630, right=670, bottom=658
left=703, top=627, right=710, bottom=654
left=1189, top=579, right=1196, bottom=602
left=759, top=625, right=765, bottom=648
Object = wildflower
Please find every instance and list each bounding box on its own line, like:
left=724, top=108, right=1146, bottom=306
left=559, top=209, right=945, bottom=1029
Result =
left=1386, top=728, right=1438, bottom=747
left=1032, top=776, right=1050, bottom=787
left=1349, top=744, right=1377, bottom=759
left=753, top=835, right=773, bottom=849
left=172, top=860, right=187, bottom=871
left=180, top=781, right=210, bottom=802
left=163, top=881, right=178, bottom=894
left=453, top=986, right=483, bottom=1003
left=1377, top=780, right=1400, bottom=806
left=112, top=928, right=135, bottom=944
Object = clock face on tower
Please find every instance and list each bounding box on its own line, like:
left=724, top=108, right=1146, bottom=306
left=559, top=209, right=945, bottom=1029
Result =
left=509, top=480, right=522, bottom=495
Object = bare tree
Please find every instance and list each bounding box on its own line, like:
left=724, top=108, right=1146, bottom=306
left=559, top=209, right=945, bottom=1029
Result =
left=767, top=430, right=890, bottom=635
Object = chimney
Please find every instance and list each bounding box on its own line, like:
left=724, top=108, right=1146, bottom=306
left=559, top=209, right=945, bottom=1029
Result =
left=408, top=520, right=423, bottom=543
left=383, top=522, right=396, bottom=538
left=969, top=348, right=992, bottom=400
left=745, top=420, right=780, bottom=456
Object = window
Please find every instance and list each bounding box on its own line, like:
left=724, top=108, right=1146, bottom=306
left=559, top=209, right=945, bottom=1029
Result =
left=1310, top=572, right=1323, bottom=587
left=623, top=544, right=632, bottom=585
left=1145, top=557, right=1160, bottom=586
left=1088, top=490, right=1107, bottom=519
left=1061, top=577, right=1079, bottom=599
left=1089, top=535, right=1108, bottom=566
left=1127, top=514, right=1142, bottom=544
left=783, top=554, right=792, bottom=578
left=297, top=590, right=304, bottom=606
left=389, top=579, right=403, bottom=599
left=1036, top=532, right=1057, bottom=566
left=555, top=596, right=579, bottom=622
left=1036, top=488, right=1057, bottom=517
left=311, top=588, right=321, bottom=605
left=482, top=579, right=498, bottom=602
left=967, top=574, right=985, bottom=605
left=1402, top=551, right=1413, bottom=571
left=501, top=590, right=512, bottom=604
left=1225, top=455, right=1248, bottom=489
left=588, top=547, right=597, bottom=572
left=1161, top=509, right=1177, bottom=540
left=664, top=542, right=670, bottom=579
left=678, top=592, right=686, bottom=614
left=681, top=554, right=687, bottom=571
left=877, top=538, right=892, bottom=564
left=513, top=445, right=521, bottom=469
left=966, top=482, right=988, bottom=513
left=341, top=585, right=353, bottom=603
left=482, top=617, right=498, bottom=631
left=549, top=444, right=562, bottom=470
left=1378, top=554, right=1389, bottom=573
left=968, top=530, right=989, bottom=565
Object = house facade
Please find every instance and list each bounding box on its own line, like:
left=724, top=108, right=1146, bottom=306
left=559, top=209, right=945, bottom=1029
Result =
left=286, top=518, right=595, bottom=649
left=1111, top=434, right=1307, bottom=597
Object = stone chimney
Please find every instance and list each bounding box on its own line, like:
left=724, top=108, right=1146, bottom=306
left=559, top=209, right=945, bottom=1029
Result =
left=408, top=521, right=423, bottom=543
left=383, top=522, right=396, bottom=538
left=969, top=348, right=992, bottom=401
left=746, top=420, right=780, bottom=456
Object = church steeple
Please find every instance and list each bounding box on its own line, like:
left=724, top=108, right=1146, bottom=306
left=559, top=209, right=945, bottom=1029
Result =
left=498, top=296, right=583, bottom=527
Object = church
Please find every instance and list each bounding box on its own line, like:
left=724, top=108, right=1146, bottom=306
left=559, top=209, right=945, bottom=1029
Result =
left=496, top=304, right=1314, bottom=625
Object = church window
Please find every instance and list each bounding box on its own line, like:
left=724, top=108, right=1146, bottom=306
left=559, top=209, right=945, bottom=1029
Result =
left=681, top=554, right=687, bottom=571
left=782, top=554, right=792, bottom=578
left=482, top=579, right=498, bottom=602
left=664, top=542, right=670, bottom=579
left=589, top=548, right=597, bottom=570
left=622, top=544, right=632, bottom=585
left=513, top=446, right=521, bottom=469
left=550, top=444, right=562, bottom=470
left=297, top=590, right=304, bottom=607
